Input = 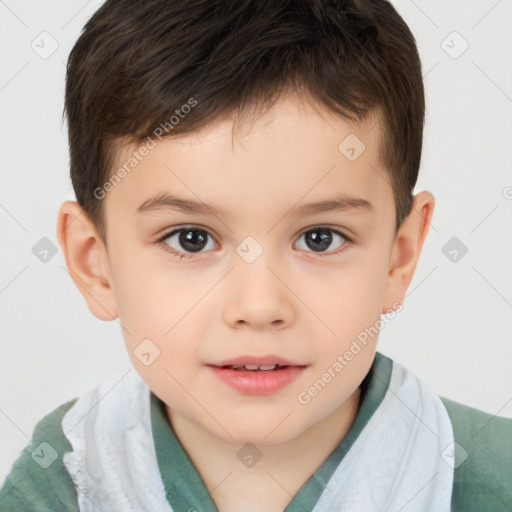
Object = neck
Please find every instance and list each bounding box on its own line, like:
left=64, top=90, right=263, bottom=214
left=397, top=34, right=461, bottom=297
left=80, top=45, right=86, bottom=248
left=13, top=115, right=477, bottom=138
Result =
left=166, top=387, right=361, bottom=511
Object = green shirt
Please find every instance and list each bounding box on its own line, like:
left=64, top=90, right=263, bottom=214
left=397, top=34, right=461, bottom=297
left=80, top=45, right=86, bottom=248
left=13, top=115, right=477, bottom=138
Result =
left=1, top=352, right=511, bottom=511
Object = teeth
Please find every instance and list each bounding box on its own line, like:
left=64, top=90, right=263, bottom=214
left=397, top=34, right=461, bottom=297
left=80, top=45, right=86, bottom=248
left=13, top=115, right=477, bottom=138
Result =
left=228, top=364, right=279, bottom=371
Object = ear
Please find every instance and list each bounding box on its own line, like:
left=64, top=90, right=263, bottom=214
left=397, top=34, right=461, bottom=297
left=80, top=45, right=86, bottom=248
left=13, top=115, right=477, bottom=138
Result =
left=382, top=191, right=435, bottom=314
left=56, top=201, right=118, bottom=321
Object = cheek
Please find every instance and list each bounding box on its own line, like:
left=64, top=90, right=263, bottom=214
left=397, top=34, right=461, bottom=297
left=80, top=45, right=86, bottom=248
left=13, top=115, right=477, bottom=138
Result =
left=109, top=249, right=214, bottom=369
left=110, top=244, right=197, bottom=329
left=304, top=253, right=388, bottom=344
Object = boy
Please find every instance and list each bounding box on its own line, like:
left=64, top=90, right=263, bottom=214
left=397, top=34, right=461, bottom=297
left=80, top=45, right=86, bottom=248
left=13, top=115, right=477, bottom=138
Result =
left=1, top=0, right=511, bottom=510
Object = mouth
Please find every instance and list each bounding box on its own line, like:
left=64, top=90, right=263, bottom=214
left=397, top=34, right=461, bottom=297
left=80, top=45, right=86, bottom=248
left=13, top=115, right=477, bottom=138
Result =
left=206, top=355, right=308, bottom=394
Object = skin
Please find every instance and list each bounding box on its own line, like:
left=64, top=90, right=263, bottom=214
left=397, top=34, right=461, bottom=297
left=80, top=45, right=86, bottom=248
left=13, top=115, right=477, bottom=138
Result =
left=57, top=93, right=434, bottom=512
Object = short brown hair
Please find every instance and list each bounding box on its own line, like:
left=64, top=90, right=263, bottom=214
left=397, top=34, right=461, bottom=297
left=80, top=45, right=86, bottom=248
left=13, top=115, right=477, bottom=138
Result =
left=64, top=0, right=424, bottom=243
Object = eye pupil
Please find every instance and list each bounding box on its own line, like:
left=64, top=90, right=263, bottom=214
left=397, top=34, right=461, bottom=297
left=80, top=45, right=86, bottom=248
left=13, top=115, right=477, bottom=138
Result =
left=305, top=229, right=332, bottom=252
left=179, top=229, right=208, bottom=252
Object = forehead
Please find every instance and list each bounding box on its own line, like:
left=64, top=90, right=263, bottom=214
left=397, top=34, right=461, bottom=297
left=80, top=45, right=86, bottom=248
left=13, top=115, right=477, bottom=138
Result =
left=104, top=95, right=391, bottom=226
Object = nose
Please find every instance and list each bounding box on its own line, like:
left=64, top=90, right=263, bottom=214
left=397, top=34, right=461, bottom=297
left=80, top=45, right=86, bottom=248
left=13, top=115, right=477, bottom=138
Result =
left=222, top=254, right=295, bottom=331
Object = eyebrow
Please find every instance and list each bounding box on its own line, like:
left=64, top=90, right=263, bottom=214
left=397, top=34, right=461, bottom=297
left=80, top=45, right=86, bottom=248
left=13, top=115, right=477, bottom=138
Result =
left=136, top=192, right=374, bottom=217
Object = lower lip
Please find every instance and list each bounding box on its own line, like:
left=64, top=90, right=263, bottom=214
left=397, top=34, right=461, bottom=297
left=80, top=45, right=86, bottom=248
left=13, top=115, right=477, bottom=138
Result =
left=207, top=365, right=306, bottom=394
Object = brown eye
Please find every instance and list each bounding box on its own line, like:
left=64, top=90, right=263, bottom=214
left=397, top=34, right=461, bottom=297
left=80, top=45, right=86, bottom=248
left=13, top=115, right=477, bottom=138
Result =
left=295, top=227, right=350, bottom=255
left=175, top=229, right=209, bottom=252
left=159, top=227, right=217, bottom=257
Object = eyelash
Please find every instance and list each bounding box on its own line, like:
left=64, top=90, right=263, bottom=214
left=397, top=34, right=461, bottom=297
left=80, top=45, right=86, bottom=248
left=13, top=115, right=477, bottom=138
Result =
left=156, top=226, right=353, bottom=261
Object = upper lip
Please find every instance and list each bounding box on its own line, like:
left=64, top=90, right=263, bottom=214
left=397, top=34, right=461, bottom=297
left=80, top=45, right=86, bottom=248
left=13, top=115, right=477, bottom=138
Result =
left=208, top=355, right=306, bottom=367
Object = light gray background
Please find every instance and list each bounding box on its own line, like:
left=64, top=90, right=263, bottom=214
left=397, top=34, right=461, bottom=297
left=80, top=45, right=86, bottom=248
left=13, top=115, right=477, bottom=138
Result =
left=1, top=0, right=511, bottom=482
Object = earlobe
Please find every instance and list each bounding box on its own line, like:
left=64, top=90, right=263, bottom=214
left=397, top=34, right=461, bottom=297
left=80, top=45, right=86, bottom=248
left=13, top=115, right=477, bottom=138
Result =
left=56, top=201, right=119, bottom=321
left=381, top=191, right=435, bottom=314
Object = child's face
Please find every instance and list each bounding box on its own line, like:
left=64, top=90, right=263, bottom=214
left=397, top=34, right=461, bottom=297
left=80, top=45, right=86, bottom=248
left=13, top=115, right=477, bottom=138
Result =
left=95, top=95, right=408, bottom=444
